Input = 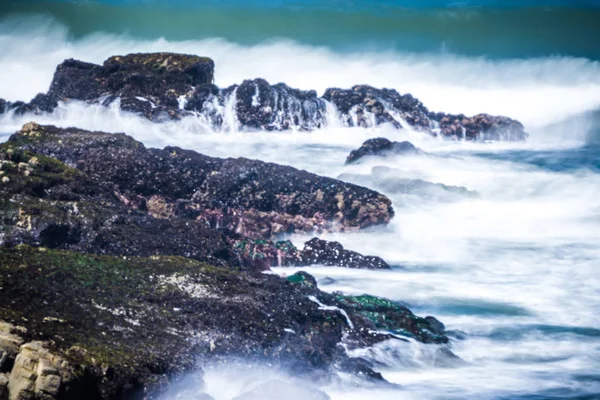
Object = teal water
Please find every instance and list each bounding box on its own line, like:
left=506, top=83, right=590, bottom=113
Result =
left=2, top=0, right=600, bottom=59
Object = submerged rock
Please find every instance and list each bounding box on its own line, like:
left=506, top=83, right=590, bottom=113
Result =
left=345, top=138, right=425, bottom=164
left=0, top=247, right=448, bottom=399
left=339, top=167, right=479, bottom=202
left=3, top=53, right=528, bottom=141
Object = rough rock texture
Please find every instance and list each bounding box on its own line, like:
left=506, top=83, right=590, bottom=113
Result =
left=1, top=53, right=528, bottom=141
left=345, top=138, right=424, bottom=164
left=3, top=123, right=393, bottom=240
left=324, top=85, right=528, bottom=141
left=230, top=79, right=328, bottom=131
left=298, top=238, right=389, bottom=270
left=0, top=247, right=448, bottom=399
left=323, top=85, right=430, bottom=130
left=12, top=53, right=214, bottom=121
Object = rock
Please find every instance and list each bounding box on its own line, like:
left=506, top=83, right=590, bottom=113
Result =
left=430, top=111, right=527, bottom=141
left=231, top=79, right=327, bottom=131
left=4, top=53, right=527, bottom=141
left=0, top=246, right=448, bottom=399
left=4, top=124, right=393, bottom=240
left=232, top=380, right=330, bottom=400
left=44, top=53, right=214, bottom=121
left=339, top=167, right=479, bottom=202
left=325, top=85, right=528, bottom=141
left=7, top=341, right=74, bottom=400
left=0, top=99, right=8, bottom=115
left=345, top=138, right=424, bottom=164
left=323, top=85, right=430, bottom=129
left=298, top=238, right=389, bottom=270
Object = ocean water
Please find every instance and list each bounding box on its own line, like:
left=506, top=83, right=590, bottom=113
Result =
left=1, top=1, right=600, bottom=399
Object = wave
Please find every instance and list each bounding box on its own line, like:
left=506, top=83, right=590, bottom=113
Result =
left=1, top=15, right=600, bottom=139
left=2, top=0, right=600, bottom=60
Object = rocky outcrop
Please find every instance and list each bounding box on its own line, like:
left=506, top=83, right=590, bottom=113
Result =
left=1, top=53, right=528, bottom=141
left=0, top=247, right=448, bottom=399
left=345, top=138, right=425, bottom=164
left=229, top=79, right=328, bottom=131
left=0, top=123, right=396, bottom=272
left=323, top=85, right=431, bottom=130
left=324, top=85, right=528, bottom=141
left=3, top=123, right=393, bottom=240
left=8, top=53, right=214, bottom=121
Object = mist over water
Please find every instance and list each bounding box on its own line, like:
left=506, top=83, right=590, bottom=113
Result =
left=1, top=3, right=600, bottom=399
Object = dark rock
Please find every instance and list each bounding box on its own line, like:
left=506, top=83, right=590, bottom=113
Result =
left=45, top=53, right=214, bottom=120
left=0, top=125, right=449, bottom=398
left=324, top=85, right=528, bottom=141
left=430, top=112, right=527, bottom=141
left=298, top=238, right=389, bottom=270
left=231, top=79, right=327, bottom=131
left=12, top=93, right=58, bottom=115
left=0, top=247, right=448, bottom=399
left=5, top=123, right=393, bottom=239
left=323, top=85, right=430, bottom=129
left=345, top=138, right=424, bottom=164
left=4, top=53, right=527, bottom=141
left=0, top=98, right=8, bottom=114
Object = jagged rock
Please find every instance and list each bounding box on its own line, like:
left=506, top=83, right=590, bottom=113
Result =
left=0, top=323, right=24, bottom=374
left=25, top=53, right=214, bottom=120
left=4, top=53, right=527, bottom=141
left=323, top=85, right=430, bottom=129
left=0, top=99, right=8, bottom=115
left=298, top=238, right=389, bottom=270
left=324, top=85, right=527, bottom=140
left=345, top=138, right=424, bottom=164
left=430, top=111, right=527, bottom=141
left=3, top=123, right=393, bottom=241
left=339, top=167, right=478, bottom=202
left=231, top=79, right=327, bottom=131
left=0, top=247, right=448, bottom=399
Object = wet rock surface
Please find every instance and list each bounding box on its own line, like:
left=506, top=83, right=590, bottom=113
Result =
left=0, top=247, right=448, bottom=399
left=345, top=138, right=425, bottom=164
left=3, top=123, right=393, bottom=241
left=0, top=53, right=528, bottom=141
left=0, top=124, right=449, bottom=398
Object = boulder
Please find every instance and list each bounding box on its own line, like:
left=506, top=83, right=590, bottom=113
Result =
left=345, top=138, right=424, bottom=164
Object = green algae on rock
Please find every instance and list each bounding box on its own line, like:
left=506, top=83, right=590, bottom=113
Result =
left=0, top=247, right=448, bottom=399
